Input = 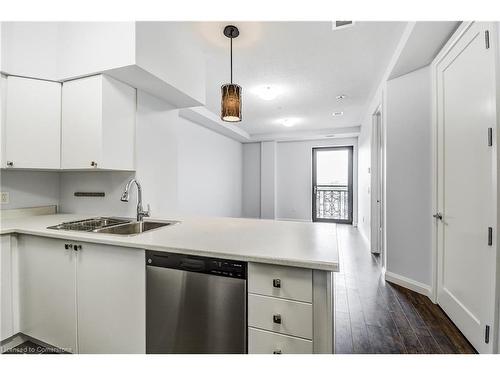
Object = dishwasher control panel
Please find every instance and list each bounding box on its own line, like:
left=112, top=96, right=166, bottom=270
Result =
left=146, top=250, right=247, bottom=280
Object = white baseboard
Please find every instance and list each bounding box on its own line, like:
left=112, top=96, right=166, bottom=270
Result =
left=384, top=271, right=432, bottom=298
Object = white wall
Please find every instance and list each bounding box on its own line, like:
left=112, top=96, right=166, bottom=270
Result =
left=0, top=22, right=59, bottom=80
left=276, top=138, right=358, bottom=222
left=57, top=22, right=136, bottom=79
left=385, top=66, right=432, bottom=287
left=59, top=90, right=242, bottom=218
left=0, top=171, right=60, bottom=210
left=135, top=22, right=206, bottom=105
left=1, top=22, right=204, bottom=106
left=260, top=141, right=277, bottom=219
left=176, top=110, right=242, bottom=217
left=242, top=143, right=261, bottom=218
left=240, top=138, right=358, bottom=223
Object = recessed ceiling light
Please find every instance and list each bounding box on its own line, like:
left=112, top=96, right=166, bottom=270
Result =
left=336, top=94, right=347, bottom=101
left=332, top=111, right=344, bottom=117
left=278, top=118, right=299, bottom=127
left=253, top=85, right=282, bottom=101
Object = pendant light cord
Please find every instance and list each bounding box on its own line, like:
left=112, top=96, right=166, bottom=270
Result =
left=230, top=37, right=233, bottom=84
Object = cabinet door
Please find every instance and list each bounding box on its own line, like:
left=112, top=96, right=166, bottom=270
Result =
left=61, top=76, right=102, bottom=169
left=17, top=235, right=77, bottom=352
left=5, top=76, right=61, bottom=169
left=76, top=243, right=145, bottom=354
left=1, top=235, right=14, bottom=341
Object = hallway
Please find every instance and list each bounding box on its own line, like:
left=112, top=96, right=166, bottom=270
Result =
left=334, top=225, right=476, bottom=354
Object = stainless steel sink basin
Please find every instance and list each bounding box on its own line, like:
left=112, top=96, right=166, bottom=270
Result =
left=93, top=220, right=178, bottom=235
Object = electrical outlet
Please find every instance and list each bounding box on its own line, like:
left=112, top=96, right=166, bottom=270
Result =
left=1, top=192, right=9, bottom=204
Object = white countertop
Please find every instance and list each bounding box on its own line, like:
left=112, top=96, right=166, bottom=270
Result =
left=0, top=214, right=339, bottom=272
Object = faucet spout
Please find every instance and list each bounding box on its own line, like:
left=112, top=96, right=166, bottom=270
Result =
left=120, top=178, right=150, bottom=221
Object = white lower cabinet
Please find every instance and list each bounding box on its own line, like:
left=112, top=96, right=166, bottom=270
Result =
left=76, top=242, right=145, bottom=354
left=1, top=235, right=15, bottom=341
left=17, top=235, right=77, bottom=352
left=247, top=263, right=320, bottom=354
left=248, top=328, right=312, bottom=354
left=17, top=235, right=145, bottom=353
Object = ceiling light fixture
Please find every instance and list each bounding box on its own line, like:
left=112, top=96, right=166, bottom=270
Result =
left=254, top=85, right=281, bottom=101
left=332, top=111, right=344, bottom=117
left=221, top=25, right=242, bottom=122
left=279, top=118, right=298, bottom=127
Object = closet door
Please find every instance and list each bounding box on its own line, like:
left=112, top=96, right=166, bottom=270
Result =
left=436, top=22, right=497, bottom=353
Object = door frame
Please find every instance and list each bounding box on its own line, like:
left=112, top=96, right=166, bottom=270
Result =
left=431, top=21, right=500, bottom=352
left=311, top=146, right=354, bottom=224
left=370, top=105, right=385, bottom=261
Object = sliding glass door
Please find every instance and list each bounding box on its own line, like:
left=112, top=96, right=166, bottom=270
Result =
left=312, top=146, right=353, bottom=224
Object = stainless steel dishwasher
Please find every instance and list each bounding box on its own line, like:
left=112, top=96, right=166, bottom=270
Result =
left=146, top=250, right=247, bottom=354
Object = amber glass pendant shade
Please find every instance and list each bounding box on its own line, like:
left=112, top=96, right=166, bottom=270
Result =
left=221, top=83, right=242, bottom=122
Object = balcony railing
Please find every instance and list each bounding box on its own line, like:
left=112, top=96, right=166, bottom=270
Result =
left=315, top=185, right=349, bottom=221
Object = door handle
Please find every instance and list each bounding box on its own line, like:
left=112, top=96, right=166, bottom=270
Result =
left=433, top=212, right=443, bottom=221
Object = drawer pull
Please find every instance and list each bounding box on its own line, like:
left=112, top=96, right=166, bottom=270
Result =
left=273, top=349, right=282, bottom=354
left=273, top=314, right=282, bottom=324
left=272, top=278, right=281, bottom=288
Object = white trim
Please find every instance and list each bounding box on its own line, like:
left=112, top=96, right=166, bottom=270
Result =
left=384, top=271, right=432, bottom=298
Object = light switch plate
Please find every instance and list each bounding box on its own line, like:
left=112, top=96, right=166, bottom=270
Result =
left=1, top=192, right=9, bottom=204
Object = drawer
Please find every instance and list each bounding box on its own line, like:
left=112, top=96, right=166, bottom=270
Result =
left=248, top=327, right=312, bottom=354
left=248, top=263, right=312, bottom=302
left=248, top=294, right=312, bottom=339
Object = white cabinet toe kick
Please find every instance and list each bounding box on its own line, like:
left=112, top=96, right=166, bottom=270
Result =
left=1, top=234, right=334, bottom=354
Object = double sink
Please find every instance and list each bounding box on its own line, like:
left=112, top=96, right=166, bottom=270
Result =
left=48, top=217, right=178, bottom=236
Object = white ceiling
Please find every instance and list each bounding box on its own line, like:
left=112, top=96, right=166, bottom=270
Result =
left=191, top=22, right=407, bottom=136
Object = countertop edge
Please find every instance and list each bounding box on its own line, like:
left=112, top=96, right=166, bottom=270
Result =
left=0, top=227, right=339, bottom=272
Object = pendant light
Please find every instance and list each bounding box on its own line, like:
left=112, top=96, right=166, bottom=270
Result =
left=221, top=25, right=242, bottom=122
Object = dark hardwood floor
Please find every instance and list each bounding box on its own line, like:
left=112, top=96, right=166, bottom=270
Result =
left=334, top=224, right=476, bottom=354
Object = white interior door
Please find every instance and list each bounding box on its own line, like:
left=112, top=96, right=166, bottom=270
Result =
left=436, top=22, right=497, bottom=353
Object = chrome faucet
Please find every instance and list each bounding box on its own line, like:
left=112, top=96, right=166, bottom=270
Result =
left=120, top=178, right=150, bottom=222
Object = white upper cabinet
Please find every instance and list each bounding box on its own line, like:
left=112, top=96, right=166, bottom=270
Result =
left=61, top=75, right=136, bottom=170
left=3, top=76, right=61, bottom=169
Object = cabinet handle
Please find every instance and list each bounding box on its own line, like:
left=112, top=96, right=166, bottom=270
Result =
left=273, top=278, right=281, bottom=288
left=90, top=161, right=97, bottom=167
left=273, top=314, right=282, bottom=324
left=6, top=161, right=14, bottom=167
left=273, top=349, right=282, bottom=354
